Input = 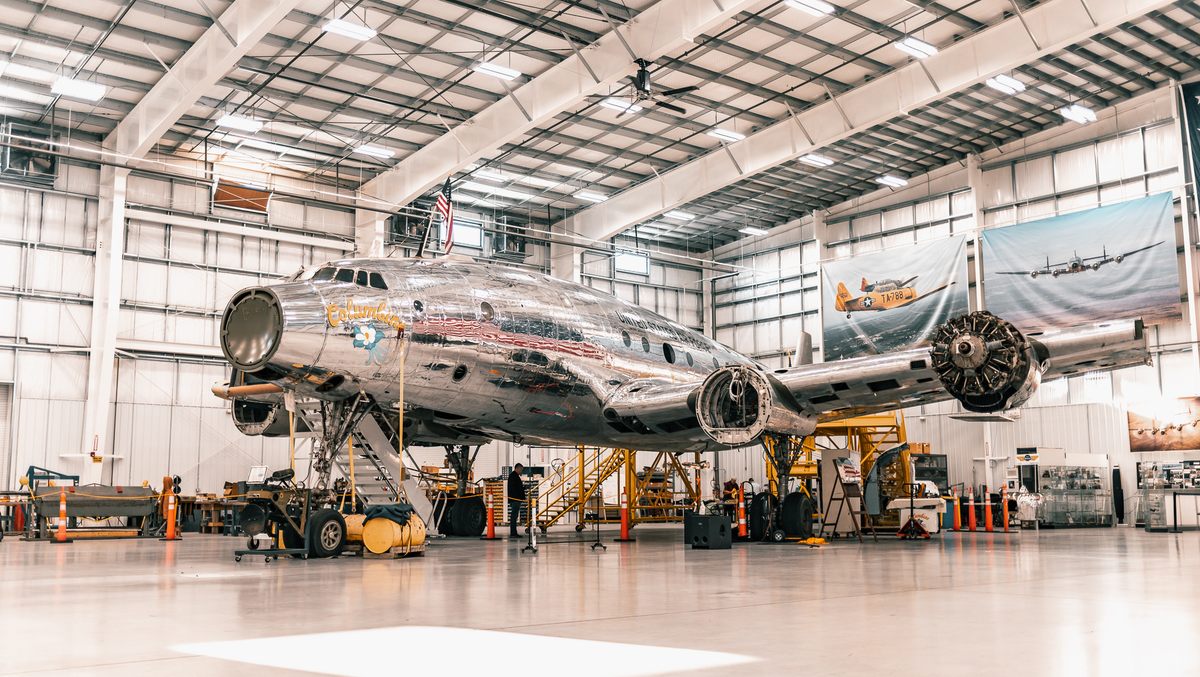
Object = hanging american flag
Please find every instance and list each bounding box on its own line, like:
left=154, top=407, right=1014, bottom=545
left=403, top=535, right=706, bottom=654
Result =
left=435, top=177, right=454, bottom=253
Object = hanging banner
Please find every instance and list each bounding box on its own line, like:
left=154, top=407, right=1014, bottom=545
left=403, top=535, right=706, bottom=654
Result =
left=820, top=235, right=969, bottom=361
left=1182, top=82, right=1200, bottom=193
left=1128, top=396, right=1200, bottom=452
left=981, top=193, right=1179, bottom=332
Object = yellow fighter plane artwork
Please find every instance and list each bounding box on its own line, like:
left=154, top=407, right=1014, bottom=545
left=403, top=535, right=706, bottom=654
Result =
left=834, top=276, right=954, bottom=319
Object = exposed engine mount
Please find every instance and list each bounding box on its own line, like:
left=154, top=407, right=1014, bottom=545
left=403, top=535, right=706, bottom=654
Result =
left=695, top=365, right=815, bottom=446
left=930, top=311, right=1046, bottom=413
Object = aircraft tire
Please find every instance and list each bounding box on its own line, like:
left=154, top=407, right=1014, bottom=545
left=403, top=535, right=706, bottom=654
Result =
left=747, top=492, right=778, bottom=542
left=449, top=496, right=486, bottom=537
left=780, top=492, right=815, bottom=539
left=306, top=508, right=346, bottom=558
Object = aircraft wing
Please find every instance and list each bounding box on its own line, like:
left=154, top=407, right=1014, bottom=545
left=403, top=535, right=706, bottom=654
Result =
left=993, top=270, right=1036, bottom=275
left=1117, top=241, right=1166, bottom=259
left=775, top=317, right=1148, bottom=421
left=601, top=315, right=1148, bottom=443
left=891, top=282, right=952, bottom=308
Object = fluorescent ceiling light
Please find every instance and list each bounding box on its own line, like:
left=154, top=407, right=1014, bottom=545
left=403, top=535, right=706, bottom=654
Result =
left=51, top=76, right=106, bottom=102
left=461, top=180, right=532, bottom=200
left=894, top=36, right=937, bottom=59
left=707, top=128, right=745, bottom=143
left=322, top=18, right=376, bottom=41
left=0, top=83, right=53, bottom=104
left=664, top=210, right=695, bottom=220
left=0, top=60, right=57, bottom=84
left=473, top=168, right=506, bottom=181
left=798, top=153, right=834, bottom=168
left=574, top=190, right=607, bottom=202
left=1060, top=104, right=1097, bottom=125
left=874, top=175, right=908, bottom=188
left=518, top=176, right=559, bottom=188
left=740, top=226, right=769, bottom=236
left=473, top=62, right=521, bottom=81
left=353, top=144, right=394, bottom=159
left=600, top=97, right=642, bottom=114
left=985, top=74, right=1025, bottom=96
left=216, top=114, right=264, bottom=133
left=784, top=0, right=835, bottom=16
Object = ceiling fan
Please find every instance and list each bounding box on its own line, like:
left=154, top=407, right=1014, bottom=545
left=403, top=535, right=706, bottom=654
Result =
left=594, top=59, right=699, bottom=117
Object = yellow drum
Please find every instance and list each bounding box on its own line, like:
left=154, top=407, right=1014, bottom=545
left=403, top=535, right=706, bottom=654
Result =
left=344, top=514, right=366, bottom=543
left=361, top=514, right=426, bottom=555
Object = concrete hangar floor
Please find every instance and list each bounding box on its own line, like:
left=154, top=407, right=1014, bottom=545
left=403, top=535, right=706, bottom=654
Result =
left=2, top=527, right=1197, bottom=676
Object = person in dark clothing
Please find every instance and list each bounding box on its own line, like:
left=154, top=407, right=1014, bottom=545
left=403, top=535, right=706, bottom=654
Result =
left=507, top=463, right=527, bottom=538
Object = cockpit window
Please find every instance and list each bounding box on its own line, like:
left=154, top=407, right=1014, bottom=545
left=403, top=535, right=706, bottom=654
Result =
left=369, top=272, right=388, bottom=290
left=313, top=267, right=336, bottom=281
left=334, top=268, right=354, bottom=283
left=356, top=270, right=369, bottom=286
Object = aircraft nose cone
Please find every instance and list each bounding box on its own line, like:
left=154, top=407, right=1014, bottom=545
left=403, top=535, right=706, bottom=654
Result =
left=221, top=288, right=283, bottom=371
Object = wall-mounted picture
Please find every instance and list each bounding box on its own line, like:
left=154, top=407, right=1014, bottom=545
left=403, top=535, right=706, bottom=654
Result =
left=1128, top=396, right=1200, bottom=452
left=820, top=235, right=969, bottom=361
left=981, top=192, right=1179, bottom=332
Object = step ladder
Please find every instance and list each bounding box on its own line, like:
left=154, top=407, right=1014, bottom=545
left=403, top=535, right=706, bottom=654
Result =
left=294, top=401, right=439, bottom=537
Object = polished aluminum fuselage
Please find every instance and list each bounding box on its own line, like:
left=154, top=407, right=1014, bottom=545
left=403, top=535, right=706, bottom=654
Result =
left=270, top=257, right=752, bottom=451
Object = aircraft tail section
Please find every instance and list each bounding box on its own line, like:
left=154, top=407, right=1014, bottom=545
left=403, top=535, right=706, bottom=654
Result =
left=860, top=277, right=870, bottom=292
left=835, top=282, right=852, bottom=312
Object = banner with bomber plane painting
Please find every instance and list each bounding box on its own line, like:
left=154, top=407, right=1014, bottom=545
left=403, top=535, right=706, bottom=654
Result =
left=820, top=235, right=969, bottom=361
left=981, top=193, right=1179, bottom=332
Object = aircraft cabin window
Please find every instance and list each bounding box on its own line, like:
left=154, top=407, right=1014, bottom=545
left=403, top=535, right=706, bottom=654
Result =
left=356, top=270, right=369, bottom=286
left=712, top=356, right=720, bottom=369
left=480, top=302, right=494, bottom=322
left=663, top=343, right=676, bottom=364
left=313, top=267, right=336, bottom=281
left=641, top=336, right=650, bottom=353
left=369, top=272, right=387, bottom=290
left=334, top=268, right=354, bottom=283
left=621, top=331, right=631, bottom=348
left=686, top=352, right=694, bottom=367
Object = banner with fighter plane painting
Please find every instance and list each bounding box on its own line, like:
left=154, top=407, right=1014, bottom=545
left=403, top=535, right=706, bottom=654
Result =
left=981, top=192, right=1179, bottom=332
left=821, top=235, right=970, bottom=361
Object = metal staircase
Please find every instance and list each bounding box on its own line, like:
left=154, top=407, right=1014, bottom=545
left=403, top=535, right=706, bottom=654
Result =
left=293, top=401, right=439, bottom=536
left=532, top=447, right=628, bottom=530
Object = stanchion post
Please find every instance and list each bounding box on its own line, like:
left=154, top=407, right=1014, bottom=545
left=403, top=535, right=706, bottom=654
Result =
left=967, top=486, right=977, bottom=532
left=1001, top=486, right=1009, bottom=533
left=614, top=465, right=635, bottom=542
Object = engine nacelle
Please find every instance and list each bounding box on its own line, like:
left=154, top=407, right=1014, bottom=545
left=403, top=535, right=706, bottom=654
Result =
left=930, top=311, right=1046, bottom=413
left=695, top=365, right=816, bottom=446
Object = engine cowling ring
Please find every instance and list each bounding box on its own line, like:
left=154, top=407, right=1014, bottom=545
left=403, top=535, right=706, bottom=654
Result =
left=930, top=311, right=1044, bottom=413
left=695, top=366, right=814, bottom=446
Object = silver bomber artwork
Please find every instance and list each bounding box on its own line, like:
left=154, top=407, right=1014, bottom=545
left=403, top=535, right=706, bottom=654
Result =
left=215, top=256, right=1151, bottom=452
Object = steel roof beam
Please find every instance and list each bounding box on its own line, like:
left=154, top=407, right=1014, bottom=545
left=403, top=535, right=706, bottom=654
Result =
left=560, top=0, right=1177, bottom=244
left=105, top=0, right=301, bottom=159
left=357, top=0, right=759, bottom=211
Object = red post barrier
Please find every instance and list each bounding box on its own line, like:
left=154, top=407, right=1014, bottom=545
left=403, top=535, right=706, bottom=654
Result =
left=983, top=484, right=993, bottom=533
left=736, top=487, right=748, bottom=539
left=51, top=487, right=72, bottom=544
left=481, top=491, right=499, bottom=540
left=967, top=486, right=977, bottom=532
left=1001, top=486, right=1009, bottom=533
left=160, top=492, right=180, bottom=541
left=952, top=493, right=961, bottom=532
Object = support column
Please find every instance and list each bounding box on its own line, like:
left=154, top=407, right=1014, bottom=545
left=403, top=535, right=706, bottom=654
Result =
left=966, top=154, right=988, bottom=312
left=1171, top=83, right=1200, bottom=377
left=811, top=210, right=828, bottom=363
left=354, top=208, right=386, bottom=257
left=80, top=164, right=128, bottom=483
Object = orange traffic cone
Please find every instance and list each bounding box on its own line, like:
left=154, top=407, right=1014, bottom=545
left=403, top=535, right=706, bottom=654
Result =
left=50, top=487, right=72, bottom=544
